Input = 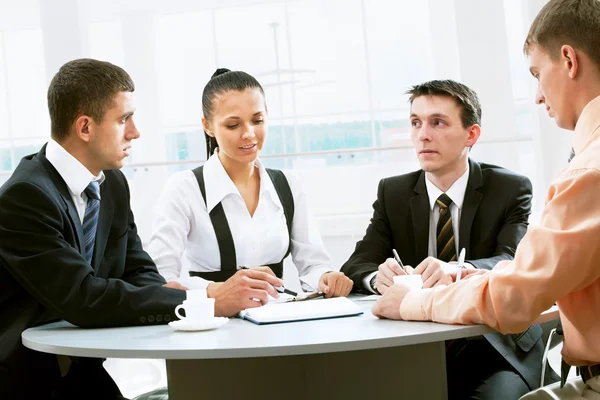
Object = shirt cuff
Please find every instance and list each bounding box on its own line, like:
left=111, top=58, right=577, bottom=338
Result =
left=363, top=271, right=378, bottom=294
left=178, top=276, right=212, bottom=290
left=299, top=266, right=333, bottom=292
left=399, top=289, right=430, bottom=321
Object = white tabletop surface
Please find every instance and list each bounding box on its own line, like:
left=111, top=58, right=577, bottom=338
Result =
left=22, top=299, right=559, bottom=360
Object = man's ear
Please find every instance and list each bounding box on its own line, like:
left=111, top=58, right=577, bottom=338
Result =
left=74, top=115, right=93, bottom=143
left=466, top=124, right=481, bottom=148
left=561, top=45, right=579, bottom=79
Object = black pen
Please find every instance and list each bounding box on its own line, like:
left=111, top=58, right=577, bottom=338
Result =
left=239, top=266, right=298, bottom=297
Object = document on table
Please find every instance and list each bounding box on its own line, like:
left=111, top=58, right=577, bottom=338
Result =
left=239, top=297, right=363, bottom=325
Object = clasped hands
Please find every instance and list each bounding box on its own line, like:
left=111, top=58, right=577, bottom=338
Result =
left=372, top=256, right=471, bottom=320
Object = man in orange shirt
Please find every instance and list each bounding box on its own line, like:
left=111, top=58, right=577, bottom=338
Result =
left=373, top=0, right=600, bottom=397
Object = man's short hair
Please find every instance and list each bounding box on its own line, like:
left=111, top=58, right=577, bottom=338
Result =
left=406, top=80, right=482, bottom=128
left=524, top=0, right=600, bottom=71
left=47, top=58, right=135, bottom=141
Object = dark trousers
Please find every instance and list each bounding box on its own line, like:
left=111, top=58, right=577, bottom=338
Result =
left=56, top=357, right=128, bottom=400
left=1, top=356, right=127, bottom=400
left=447, top=338, right=530, bottom=400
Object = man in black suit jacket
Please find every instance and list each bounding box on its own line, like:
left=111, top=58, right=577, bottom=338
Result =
left=342, top=80, right=548, bottom=399
left=0, top=59, right=281, bottom=399
left=0, top=59, right=190, bottom=399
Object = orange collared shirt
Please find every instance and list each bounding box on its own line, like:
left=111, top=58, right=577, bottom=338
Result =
left=400, top=95, right=600, bottom=366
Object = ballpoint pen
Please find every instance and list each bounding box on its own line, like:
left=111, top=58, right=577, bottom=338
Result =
left=392, top=249, right=406, bottom=272
left=456, top=248, right=466, bottom=281
left=239, top=266, right=298, bottom=297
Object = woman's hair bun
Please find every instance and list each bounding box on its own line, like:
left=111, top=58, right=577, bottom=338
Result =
left=211, top=68, right=231, bottom=79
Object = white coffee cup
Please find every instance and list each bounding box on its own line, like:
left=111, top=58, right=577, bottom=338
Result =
left=175, top=298, right=215, bottom=322
left=393, top=274, right=423, bottom=290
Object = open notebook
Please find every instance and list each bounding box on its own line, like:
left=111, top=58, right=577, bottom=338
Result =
left=239, top=297, right=363, bottom=325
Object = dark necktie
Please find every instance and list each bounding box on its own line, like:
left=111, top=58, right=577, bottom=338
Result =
left=82, top=181, right=101, bottom=264
left=436, top=193, right=457, bottom=263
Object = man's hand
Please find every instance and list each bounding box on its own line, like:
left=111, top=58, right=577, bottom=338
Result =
left=163, top=281, right=189, bottom=290
left=318, top=271, right=353, bottom=298
left=376, top=258, right=408, bottom=294
left=372, top=283, right=412, bottom=320
left=456, top=268, right=488, bottom=280
left=414, top=257, right=454, bottom=288
left=206, top=268, right=283, bottom=317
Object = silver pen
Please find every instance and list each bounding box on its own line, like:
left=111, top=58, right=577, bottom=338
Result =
left=456, top=248, right=466, bottom=281
left=239, top=265, right=297, bottom=297
left=392, top=249, right=406, bottom=272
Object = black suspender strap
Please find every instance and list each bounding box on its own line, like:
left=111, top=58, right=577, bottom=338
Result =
left=190, top=165, right=294, bottom=282
left=266, top=168, right=294, bottom=258
left=192, top=166, right=237, bottom=274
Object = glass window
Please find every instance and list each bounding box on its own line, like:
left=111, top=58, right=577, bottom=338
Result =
left=0, top=32, right=9, bottom=141
left=156, top=11, right=216, bottom=128
left=364, top=0, right=435, bottom=111
left=3, top=29, right=48, bottom=141
left=286, top=0, right=369, bottom=117
left=89, top=21, right=125, bottom=67
left=503, top=0, right=537, bottom=140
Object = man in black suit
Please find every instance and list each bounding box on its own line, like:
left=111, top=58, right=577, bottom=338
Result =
left=341, top=80, right=548, bottom=399
left=0, top=59, right=282, bottom=399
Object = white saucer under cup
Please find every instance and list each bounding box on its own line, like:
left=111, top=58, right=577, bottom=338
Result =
left=170, top=298, right=228, bottom=331
left=169, top=317, right=229, bottom=332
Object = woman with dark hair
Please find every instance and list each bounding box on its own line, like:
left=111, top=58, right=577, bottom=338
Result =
left=148, top=68, right=353, bottom=317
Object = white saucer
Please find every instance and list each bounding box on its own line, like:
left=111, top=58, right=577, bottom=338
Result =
left=168, top=317, right=229, bottom=332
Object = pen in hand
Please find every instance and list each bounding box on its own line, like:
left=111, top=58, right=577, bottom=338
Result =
left=456, top=248, right=466, bottom=282
left=392, top=249, right=406, bottom=273
left=239, top=266, right=298, bottom=297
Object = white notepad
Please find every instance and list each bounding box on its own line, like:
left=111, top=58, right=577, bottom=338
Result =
left=239, top=297, right=363, bottom=325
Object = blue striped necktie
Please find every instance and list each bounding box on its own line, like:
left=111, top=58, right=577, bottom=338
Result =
left=82, top=181, right=101, bottom=264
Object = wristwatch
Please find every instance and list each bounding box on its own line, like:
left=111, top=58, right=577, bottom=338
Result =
left=370, top=274, right=379, bottom=294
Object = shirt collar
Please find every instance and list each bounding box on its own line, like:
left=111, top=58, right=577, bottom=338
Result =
left=203, top=150, right=280, bottom=213
left=425, top=163, right=470, bottom=211
left=573, top=95, right=600, bottom=157
left=46, top=139, right=105, bottom=198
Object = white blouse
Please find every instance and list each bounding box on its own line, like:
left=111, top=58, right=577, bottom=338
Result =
left=147, top=153, right=332, bottom=291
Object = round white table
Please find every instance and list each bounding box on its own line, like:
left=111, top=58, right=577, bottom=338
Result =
left=22, top=299, right=559, bottom=400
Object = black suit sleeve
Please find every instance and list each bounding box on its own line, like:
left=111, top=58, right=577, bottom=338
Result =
left=341, top=179, right=393, bottom=292
left=117, top=171, right=169, bottom=287
left=0, top=181, right=186, bottom=328
left=468, top=175, right=533, bottom=270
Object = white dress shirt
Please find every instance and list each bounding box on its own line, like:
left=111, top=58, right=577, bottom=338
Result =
left=364, top=165, right=471, bottom=292
left=45, top=139, right=104, bottom=223
left=148, top=152, right=333, bottom=292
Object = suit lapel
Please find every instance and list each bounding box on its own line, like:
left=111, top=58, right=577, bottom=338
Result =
left=410, top=171, right=430, bottom=262
left=60, top=193, right=85, bottom=255
left=37, top=146, right=85, bottom=255
left=459, top=159, right=483, bottom=259
left=91, top=181, right=114, bottom=271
